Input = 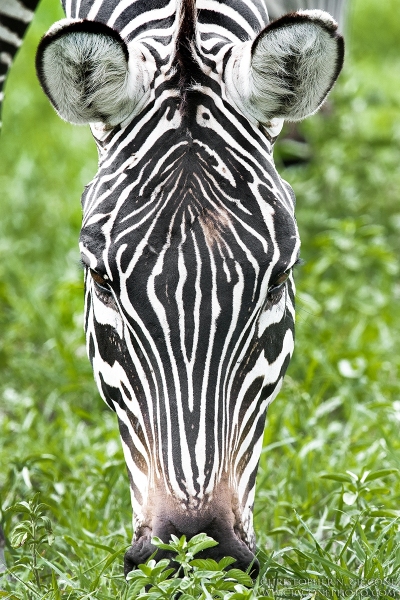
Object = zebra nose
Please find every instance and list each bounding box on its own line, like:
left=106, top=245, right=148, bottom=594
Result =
left=124, top=535, right=155, bottom=576
left=124, top=522, right=259, bottom=578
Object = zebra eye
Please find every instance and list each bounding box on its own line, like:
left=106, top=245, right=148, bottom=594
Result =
left=265, top=269, right=292, bottom=307
left=89, top=268, right=117, bottom=310
left=268, top=270, right=290, bottom=293
left=90, top=269, right=111, bottom=292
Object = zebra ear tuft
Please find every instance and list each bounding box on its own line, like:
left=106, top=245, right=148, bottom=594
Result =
left=226, top=9, right=344, bottom=124
left=36, top=19, right=148, bottom=127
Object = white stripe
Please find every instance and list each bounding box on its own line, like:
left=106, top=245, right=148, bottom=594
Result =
left=86, top=0, right=104, bottom=20
left=194, top=221, right=221, bottom=493
left=65, top=0, right=73, bottom=18
left=75, top=0, right=82, bottom=18
left=0, top=52, right=13, bottom=66
left=0, top=24, right=21, bottom=47
left=234, top=330, right=294, bottom=464
left=147, top=212, right=197, bottom=498
left=197, top=0, right=258, bottom=37
left=237, top=425, right=264, bottom=506
left=120, top=0, right=178, bottom=39
left=207, top=259, right=244, bottom=494
left=117, top=420, right=148, bottom=515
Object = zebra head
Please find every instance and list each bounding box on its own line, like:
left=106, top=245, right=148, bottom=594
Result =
left=36, top=0, right=343, bottom=576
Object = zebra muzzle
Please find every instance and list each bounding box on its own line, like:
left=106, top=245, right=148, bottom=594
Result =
left=124, top=506, right=259, bottom=578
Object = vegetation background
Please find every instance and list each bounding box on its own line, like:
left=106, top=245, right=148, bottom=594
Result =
left=0, top=0, right=400, bottom=597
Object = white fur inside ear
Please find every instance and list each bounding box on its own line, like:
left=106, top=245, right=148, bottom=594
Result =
left=251, top=16, right=341, bottom=122
left=39, top=23, right=146, bottom=126
left=225, top=10, right=343, bottom=124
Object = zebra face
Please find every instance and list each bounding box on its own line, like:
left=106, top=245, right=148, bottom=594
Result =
left=79, top=98, right=300, bottom=572
left=36, top=0, right=343, bottom=576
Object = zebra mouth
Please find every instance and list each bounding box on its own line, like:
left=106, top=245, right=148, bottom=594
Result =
left=124, top=524, right=259, bottom=578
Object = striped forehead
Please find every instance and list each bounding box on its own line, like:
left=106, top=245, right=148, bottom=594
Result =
left=80, top=94, right=297, bottom=273
left=64, top=0, right=268, bottom=42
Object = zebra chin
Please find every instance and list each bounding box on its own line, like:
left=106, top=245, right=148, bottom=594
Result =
left=123, top=490, right=259, bottom=578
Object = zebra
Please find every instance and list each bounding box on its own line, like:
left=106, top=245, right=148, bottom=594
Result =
left=0, top=0, right=344, bottom=577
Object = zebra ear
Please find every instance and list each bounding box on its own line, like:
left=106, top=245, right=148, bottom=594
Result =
left=226, top=10, right=344, bottom=124
left=36, top=19, right=148, bottom=127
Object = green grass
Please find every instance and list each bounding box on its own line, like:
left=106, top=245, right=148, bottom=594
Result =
left=1, top=0, right=400, bottom=597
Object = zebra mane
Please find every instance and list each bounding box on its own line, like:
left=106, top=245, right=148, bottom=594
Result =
left=175, top=0, right=202, bottom=112
left=178, top=0, right=197, bottom=43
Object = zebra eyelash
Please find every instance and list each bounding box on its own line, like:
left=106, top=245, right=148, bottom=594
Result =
left=267, top=257, right=302, bottom=297
left=78, top=260, right=113, bottom=296
left=89, top=269, right=118, bottom=309
left=293, top=257, right=305, bottom=268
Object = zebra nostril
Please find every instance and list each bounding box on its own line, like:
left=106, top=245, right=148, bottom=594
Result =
left=201, top=532, right=260, bottom=578
left=124, top=536, right=155, bottom=577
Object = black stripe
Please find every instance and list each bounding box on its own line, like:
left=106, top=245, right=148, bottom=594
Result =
left=20, top=0, right=38, bottom=10
left=0, top=14, right=28, bottom=39
left=198, top=9, right=251, bottom=42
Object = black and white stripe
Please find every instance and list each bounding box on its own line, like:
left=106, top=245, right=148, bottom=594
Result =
left=0, top=0, right=40, bottom=128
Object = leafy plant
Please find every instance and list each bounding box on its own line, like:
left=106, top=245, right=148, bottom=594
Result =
left=126, top=534, right=267, bottom=600
left=8, top=494, right=54, bottom=590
